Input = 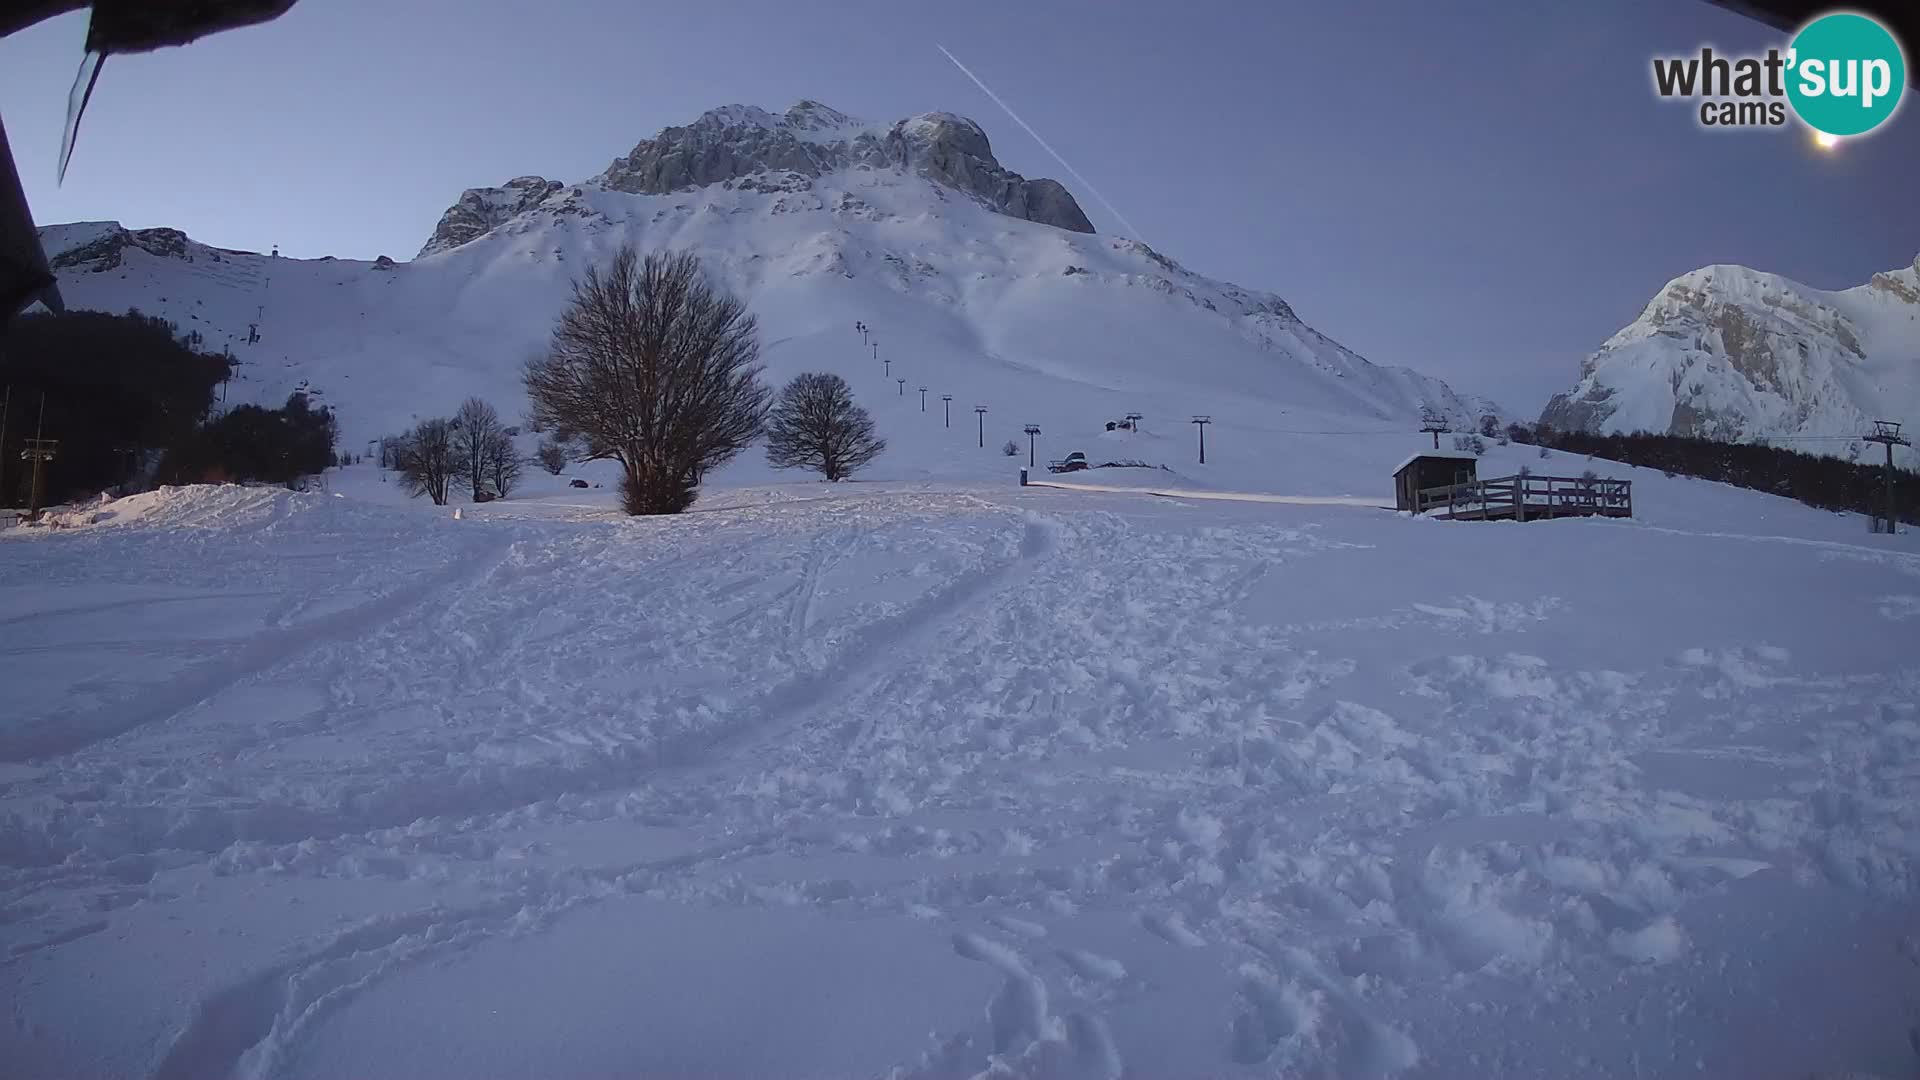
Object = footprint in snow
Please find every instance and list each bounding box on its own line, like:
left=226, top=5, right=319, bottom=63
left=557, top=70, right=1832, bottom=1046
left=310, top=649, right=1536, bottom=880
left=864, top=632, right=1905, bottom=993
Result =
left=989, top=913, right=1049, bottom=939
left=1138, top=909, right=1206, bottom=947
left=1057, top=948, right=1126, bottom=983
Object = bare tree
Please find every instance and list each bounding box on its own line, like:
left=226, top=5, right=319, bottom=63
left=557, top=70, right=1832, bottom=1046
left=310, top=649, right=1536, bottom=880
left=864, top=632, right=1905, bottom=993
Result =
left=524, top=247, right=769, bottom=515
left=451, top=397, right=506, bottom=502
left=765, top=372, right=886, bottom=481
left=535, top=435, right=568, bottom=475
left=487, top=430, right=523, bottom=498
left=397, top=418, right=458, bottom=505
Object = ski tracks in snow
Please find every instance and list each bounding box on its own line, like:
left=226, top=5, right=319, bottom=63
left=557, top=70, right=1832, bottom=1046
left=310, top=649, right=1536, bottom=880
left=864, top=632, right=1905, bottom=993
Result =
left=7, top=485, right=1920, bottom=1079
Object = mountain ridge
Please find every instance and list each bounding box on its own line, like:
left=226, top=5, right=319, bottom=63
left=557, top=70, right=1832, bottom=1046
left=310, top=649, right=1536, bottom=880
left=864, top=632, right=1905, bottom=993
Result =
left=1541, top=253, right=1920, bottom=465
left=418, top=100, right=1094, bottom=259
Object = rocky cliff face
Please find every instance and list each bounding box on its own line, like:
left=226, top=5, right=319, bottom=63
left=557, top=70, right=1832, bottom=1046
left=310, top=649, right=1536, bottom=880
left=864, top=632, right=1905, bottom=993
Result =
left=418, top=101, right=1095, bottom=260
left=417, top=176, right=565, bottom=258
left=1540, top=255, right=1920, bottom=460
left=48, top=225, right=213, bottom=272
left=593, top=102, right=1094, bottom=235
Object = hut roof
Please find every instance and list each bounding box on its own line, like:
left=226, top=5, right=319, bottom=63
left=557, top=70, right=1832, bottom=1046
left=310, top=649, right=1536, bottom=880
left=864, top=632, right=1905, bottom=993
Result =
left=1391, top=450, right=1479, bottom=476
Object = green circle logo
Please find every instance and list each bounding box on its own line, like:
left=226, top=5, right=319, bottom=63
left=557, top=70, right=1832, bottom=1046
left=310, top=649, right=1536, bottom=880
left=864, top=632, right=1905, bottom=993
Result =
left=1787, top=13, right=1906, bottom=136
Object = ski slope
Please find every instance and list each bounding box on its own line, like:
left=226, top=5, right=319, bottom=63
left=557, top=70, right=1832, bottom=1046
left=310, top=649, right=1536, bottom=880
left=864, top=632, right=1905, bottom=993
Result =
left=4, top=465, right=1918, bottom=1079
left=37, top=117, right=1497, bottom=496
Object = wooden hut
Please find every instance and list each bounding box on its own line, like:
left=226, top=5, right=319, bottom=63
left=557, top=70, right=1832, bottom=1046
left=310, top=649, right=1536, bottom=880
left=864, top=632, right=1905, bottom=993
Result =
left=1392, top=451, right=1478, bottom=512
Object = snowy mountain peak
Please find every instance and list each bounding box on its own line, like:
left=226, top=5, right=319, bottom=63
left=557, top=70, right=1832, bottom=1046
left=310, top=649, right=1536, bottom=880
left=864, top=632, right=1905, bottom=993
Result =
left=505, top=100, right=1097, bottom=244
left=690, top=103, right=782, bottom=131
left=417, top=176, right=566, bottom=259
left=782, top=99, right=863, bottom=134
left=1541, top=254, right=1920, bottom=465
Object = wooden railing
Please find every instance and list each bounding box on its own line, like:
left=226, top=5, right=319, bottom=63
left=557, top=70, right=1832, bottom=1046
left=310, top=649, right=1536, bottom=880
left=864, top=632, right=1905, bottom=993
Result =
left=1415, top=474, right=1632, bottom=521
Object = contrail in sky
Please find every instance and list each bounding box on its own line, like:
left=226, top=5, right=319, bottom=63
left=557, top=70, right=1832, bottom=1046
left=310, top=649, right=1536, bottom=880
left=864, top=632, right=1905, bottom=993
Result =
left=935, top=44, right=1149, bottom=244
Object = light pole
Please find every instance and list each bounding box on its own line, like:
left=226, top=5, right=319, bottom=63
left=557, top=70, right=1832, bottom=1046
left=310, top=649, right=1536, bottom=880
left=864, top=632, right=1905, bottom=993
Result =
left=942, top=395, right=952, bottom=428
left=1191, top=415, right=1211, bottom=464
left=975, top=405, right=988, bottom=448
left=919, top=387, right=928, bottom=411
left=1023, top=424, right=1042, bottom=467
left=897, top=378, right=906, bottom=396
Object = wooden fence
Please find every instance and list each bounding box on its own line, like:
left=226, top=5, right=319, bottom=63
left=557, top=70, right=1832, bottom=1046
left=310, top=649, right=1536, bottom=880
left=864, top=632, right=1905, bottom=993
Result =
left=1415, top=473, right=1632, bottom=522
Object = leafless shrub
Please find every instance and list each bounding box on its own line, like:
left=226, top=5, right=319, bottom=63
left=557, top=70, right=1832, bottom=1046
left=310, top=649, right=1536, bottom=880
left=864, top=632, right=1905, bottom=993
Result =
left=397, top=418, right=457, bottom=505
left=765, top=372, right=886, bottom=481
left=524, top=247, right=769, bottom=515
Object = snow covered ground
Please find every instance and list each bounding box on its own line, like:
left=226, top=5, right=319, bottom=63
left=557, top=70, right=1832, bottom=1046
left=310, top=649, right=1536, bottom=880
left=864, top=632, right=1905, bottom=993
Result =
left=4, top=465, right=1919, bottom=1079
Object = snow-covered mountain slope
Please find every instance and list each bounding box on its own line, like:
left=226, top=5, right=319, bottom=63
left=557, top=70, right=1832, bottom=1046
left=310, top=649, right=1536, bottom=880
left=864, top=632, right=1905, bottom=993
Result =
left=37, top=101, right=1496, bottom=492
left=1541, top=255, right=1920, bottom=466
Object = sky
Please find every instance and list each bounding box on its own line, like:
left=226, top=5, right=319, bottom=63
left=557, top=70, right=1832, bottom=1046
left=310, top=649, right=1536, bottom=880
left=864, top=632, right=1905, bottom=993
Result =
left=3, top=0, right=1917, bottom=415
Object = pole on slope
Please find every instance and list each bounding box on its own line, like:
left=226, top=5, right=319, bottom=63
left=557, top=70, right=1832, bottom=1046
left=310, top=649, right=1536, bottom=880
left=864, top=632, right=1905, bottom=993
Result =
left=975, top=405, right=988, bottom=448
left=1125, top=412, right=1142, bottom=434
left=1421, top=408, right=1450, bottom=451
left=897, top=378, right=905, bottom=396
left=0, top=384, right=10, bottom=509
left=871, top=341, right=879, bottom=363
left=1191, top=415, right=1211, bottom=464
left=1865, top=420, right=1911, bottom=534
left=919, top=387, right=928, bottom=411
left=884, top=358, right=891, bottom=378
left=943, top=395, right=952, bottom=428
left=23, top=394, right=57, bottom=521
left=1024, top=424, right=1041, bottom=467
left=857, top=320, right=867, bottom=346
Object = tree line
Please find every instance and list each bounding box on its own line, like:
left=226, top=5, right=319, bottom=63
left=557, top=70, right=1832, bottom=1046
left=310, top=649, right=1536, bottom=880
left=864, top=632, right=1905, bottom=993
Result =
left=386, top=397, right=525, bottom=505
left=0, top=309, right=336, bottom=506
left=1505, top=422, right=1917, bottom=525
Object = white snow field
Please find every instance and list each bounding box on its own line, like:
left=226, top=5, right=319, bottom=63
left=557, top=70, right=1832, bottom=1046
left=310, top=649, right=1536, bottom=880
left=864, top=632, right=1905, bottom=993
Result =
left=4, top=452, right=1920, bottom=1079
left=11, top=100, right=1920, bottom=1080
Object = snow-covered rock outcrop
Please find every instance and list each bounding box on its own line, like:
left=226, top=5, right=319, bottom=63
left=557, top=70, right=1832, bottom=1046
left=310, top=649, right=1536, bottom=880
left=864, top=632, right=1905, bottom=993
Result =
left=589, top=101, right=1093, bottom=235
left=417, top=176, right=566, bottom=258
left=1541, top=255, right=1920, bottom=463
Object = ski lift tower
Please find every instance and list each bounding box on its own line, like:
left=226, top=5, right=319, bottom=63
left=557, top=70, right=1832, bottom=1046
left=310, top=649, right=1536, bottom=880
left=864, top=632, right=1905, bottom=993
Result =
left=1865, top=420, right=1911, bottom=534
left=20, top=405, right=56, bottom=519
